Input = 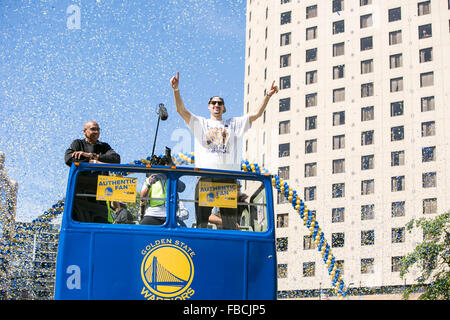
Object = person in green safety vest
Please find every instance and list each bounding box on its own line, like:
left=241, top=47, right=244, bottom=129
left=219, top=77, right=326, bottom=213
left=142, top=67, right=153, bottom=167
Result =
left=139, top=173, right=167, bottom=225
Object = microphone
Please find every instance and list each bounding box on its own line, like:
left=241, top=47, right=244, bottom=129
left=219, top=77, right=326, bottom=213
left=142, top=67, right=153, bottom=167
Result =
left=158, top=103, right=168, bottom=121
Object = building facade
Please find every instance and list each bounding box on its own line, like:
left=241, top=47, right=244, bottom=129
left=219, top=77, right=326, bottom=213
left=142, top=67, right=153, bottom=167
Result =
left=244, top=0, right=449, bottom=298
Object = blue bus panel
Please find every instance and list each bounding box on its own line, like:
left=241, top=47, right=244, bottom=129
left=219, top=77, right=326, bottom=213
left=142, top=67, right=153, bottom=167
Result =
left=54, top=163, right=277, bottom=300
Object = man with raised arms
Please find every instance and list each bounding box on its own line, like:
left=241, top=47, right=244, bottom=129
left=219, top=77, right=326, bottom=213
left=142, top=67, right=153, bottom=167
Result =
left=170, top=72, right=278, bottom=229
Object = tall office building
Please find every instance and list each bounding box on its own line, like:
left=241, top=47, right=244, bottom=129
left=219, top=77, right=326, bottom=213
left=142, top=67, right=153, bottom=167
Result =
left=244, top=0, right=449, bottom=298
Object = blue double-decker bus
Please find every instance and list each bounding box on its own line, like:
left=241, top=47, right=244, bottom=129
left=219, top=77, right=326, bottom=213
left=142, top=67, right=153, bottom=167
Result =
left=54, top=162, right=277, bottom=300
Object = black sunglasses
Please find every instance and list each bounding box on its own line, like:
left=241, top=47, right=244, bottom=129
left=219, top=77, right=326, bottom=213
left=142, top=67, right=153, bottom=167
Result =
left=209, top=96, right=225, bottom=106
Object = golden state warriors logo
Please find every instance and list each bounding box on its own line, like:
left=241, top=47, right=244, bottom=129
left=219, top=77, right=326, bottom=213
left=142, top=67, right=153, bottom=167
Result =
left=140, top=239, right=195, bottom=300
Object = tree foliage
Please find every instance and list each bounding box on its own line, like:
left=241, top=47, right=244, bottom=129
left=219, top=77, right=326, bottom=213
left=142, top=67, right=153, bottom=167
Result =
left=400, top=211, right=449, bottom=300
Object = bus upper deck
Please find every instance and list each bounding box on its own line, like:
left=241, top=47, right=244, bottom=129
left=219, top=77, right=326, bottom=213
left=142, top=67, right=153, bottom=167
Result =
left=54, top=162, right=277, bottom=300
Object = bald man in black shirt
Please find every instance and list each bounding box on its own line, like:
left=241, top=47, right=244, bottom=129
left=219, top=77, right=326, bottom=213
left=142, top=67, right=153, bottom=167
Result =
left=64, top=121, right=120, bottom=166
left=65, top=121, right=121, bottom=223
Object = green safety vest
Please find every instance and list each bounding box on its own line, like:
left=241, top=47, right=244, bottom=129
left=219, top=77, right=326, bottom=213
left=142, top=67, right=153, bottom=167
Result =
left=148, top=180, right=166, bottom=207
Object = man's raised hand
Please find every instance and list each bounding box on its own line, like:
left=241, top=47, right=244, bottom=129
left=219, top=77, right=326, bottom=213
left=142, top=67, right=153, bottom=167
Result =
left=268, top=80, right=279, bottom=97
left=170, top=72, right=179, bottom=90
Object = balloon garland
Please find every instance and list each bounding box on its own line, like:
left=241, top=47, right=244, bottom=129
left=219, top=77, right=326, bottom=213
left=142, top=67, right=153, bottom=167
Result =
left=0, top=199, right=64, bottom=299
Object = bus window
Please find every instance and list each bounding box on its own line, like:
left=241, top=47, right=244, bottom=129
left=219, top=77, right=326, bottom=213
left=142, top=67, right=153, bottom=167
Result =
left=177, top=175, right=268, bottom=232
left=71, top=170, right=169, bottom=226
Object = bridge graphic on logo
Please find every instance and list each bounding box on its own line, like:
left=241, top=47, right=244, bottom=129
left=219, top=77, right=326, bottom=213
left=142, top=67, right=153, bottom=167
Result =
left=144, top=256, right=188, bottom=289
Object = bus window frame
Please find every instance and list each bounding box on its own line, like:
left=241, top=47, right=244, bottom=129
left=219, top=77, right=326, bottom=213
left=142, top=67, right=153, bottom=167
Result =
left=64, top=163, right=274, bottom=238
left=173, top=171, right=272, bottom=234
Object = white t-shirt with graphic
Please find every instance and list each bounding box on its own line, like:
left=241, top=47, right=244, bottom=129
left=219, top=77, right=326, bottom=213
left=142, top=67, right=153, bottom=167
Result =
left=187, top=114, right=250, bottom=171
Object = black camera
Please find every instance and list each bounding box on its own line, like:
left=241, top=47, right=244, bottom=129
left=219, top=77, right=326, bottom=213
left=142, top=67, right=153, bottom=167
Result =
left=150, top=147, right=173, bottom=166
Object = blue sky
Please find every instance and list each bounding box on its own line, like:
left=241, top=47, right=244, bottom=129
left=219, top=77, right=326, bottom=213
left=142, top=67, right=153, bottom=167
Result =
left=0, top=0, right=247, bottom=221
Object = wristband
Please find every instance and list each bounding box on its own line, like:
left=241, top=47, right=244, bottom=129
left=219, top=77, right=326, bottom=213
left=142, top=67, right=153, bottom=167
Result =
left=173, top=88, right=179, bottom=92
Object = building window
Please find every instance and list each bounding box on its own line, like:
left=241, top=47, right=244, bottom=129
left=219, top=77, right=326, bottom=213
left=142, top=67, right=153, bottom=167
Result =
left=306, top=26, right=318, bottom=40
left=422, top=146, right=436, bottom=162
left=277, top=213, right=289, bottom=228
left=278, top=166, right=290, bottom=180
left=419, top=24, right=432, bottom=39
left=333, top=42, right=345, bottom=56
left=361, top=179, right=374, bottom=195
left=304, top=186, right=316, bottom=201
left=280, top=54, right=291, bottom=68
left=279, top=120, right=290, bottom=134
left=391, top=126, right=404, bottom=141
left=279, top=98, right=290, bottom=112
left=361, top=59, right=373, bottom=74
left=360, top=36, right=373, bottom=51
left=277, top=192, right=289, bottom=204
left=333, top=20, right=345, bottom=34
left=332, top=183, right=345, bottom=198
left=332, top=233, right=345, bottom=248
left=277, top=264, right=287, bottom=278
left=280, top=76, right=291, bottom=89
left=279, top=143, right=290, bottom=157
left=333, top=65, right=345, bottom=79
left=281, top=11, right=291, bottom=25
left=420, top=72, right=434, bottom=87
left=305, top=116, right=317, bottom=130
left=332, top=207, right=345, bottom=223
left=361, top=130, right=374, bottom=145
left=305, top=162, right=317, bottom=177
left=303, top=235, right=316, bottom=250
left=306, top=5, right=318, bottom=19
left=388, top=7, right=401, bottom=22
left=361, top=230, right=375, bottom=246
left=392, top=257, right=404, bottom=273
left=360, top=0, right=372, bottom=6
left=306, top=48, right=317, bottom=62
left=306, top=93, right=317, bottom=108
left=422, top=172, right=437, bottom=188
left=422, top=121, right=435, bottom=137
left=332, top=0, right=344, bottom=12
left=333, top=134, right=345, bottom=150
left=276, top=237, right=288, bottom=252
left=418, top=1, right=431, bottom=16
left=361, top=204, right=375, bottom=220
left=333, top=88, right=345, bottom=102
left=361, top=154, right=374, bottom=170
left=389, top=30, right=402, bottom=45
left=421, top=96, right=435, bottom=112
left=391, top=101, right=404, bottom=117
left=332, top=159, right=345, bottom=174
left=419, top=47, right=433, bottom=63
left=305, top=139, right=317, bottom=154
left=390, top=53, right=403, bottom=68
left=423, top=198, right=437, bottom=214
left=391, top=150, right=405, bottom=166
left=280, top=32, right=291, bottom=46
left=333, top=111, right=345, bottom=126
left=361, top=82, right=374, bottom=97
left=360, top=14, right=373, bottom=28
left=361, top=258, right=375, bottom=274
left=392, top=201, right=405, bottom=217
left=361, top=106, right=374, bottom=121
left=303, top=262, right=315, bottom=277
left=306, top=70, right=318, bottom=84
left=392, top=228, right=405, bottom=243
left=390, top=77, right=403, bottom=92
left=391, top=176, right=405, bottom=192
